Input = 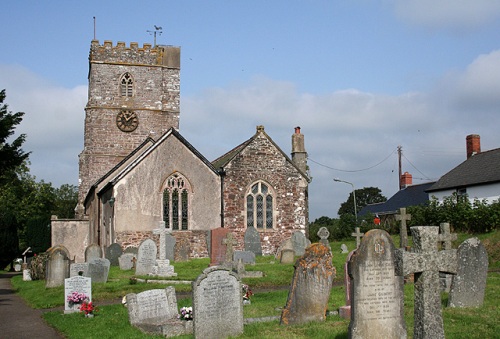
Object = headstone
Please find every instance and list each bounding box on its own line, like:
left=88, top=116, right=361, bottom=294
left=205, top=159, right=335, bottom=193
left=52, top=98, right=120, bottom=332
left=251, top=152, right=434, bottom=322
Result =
left=45, top=246, right=70, bottom=288
left=124, top=246, right=138, bottom=254
left=395, top=208, right=411, bottom=249
left=192, top=266, right=243, bottom=339
left=291, top=231, right=310, bottom=256
left=222, top=232, right=238, bottom=265
left=150, top=222, right=177, bottom=277
left=174, top=237, right=190, bottom=262
left=341, top=244, right=349, bottom=253
left=439, top=222, right=458, bottom=292
left=209, top=228, right=230, bottom=266
left=136, top=239, right=158, bottom=275
left=448, top=237, right=488, bottom=308
left=165, top=233, right=176, bottom=261
left=87, top=258, right=110, bottom=283
left=70, top=262, right=89, bottom=277
left=244, top=226, right=262, bottom=256
left=275, top=238, right=294, bottom=261
left=348, top=229, right=406, bottom=338
left=280, top=243, right=335, bottom=325
left=280, top=249, right=295, bottom=264
left=339, top=250, right=355, bottom=319
left=64, top=276, right=92, bottom=314
left=317, top=227, right=331, bottom=249
left=396, top=226, right=458, bottom=339
left=105, top=243, right=123, bottom=266
left=351, top=227, right=364, bottom=248
left=118, top=253, right=136, bottom=270
left=153, top=221, right=170, bottom=261
left=233, top=250, right=256, bottom=264
left=127, top=287, right=192, bottom=337
left=85, top=244, right=102, bottom=262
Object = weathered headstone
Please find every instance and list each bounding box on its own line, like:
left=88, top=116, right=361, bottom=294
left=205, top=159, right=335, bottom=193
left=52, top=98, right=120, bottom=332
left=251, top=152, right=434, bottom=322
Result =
left=275, top=238, right=294, bottom=261
left=280, top=243, right=335, bottom=325
left=174, top=237, right=190, bottom=262
left=233, top=250, right=256, bottom=264
left=118, top=253, right=136, bottom=270
left=339, top=250, right=355, bottom=319
left=317, top=226, right=331, bottom=249
left=280, top=248, right=295, bottom=264
left=291, top=231, right=310, bottom=256
left=209, top=228, right=230, bottom=266
left=244, top=226, right=262, bottom=256
left=351, top=227, right=364, bottom=248
left=85, top=243, right=102, bottom=262
left=124, top=246, right=138, bottom=255
left=45, top=246, right=70, bottom=288
left=222, top=232, right=238, bottom=265
left=348, top=229, right=406, bottom=338
left=105, top=243, right=123, bottom=266
left=340, top=244, right=349, bottom=253
left=395, top=208, right=411, bottom=249
left=87, top=258, right=110, bottom=283
left=127, top=287, right=192, bottom=337
left=165, top=233, right=176, bottom=262
left=439, top=222, right=457, bottom=292
left=396, top=226, right=457, bottom=339
left=136, top=239, right=158, bottom=275
left=448, top=237, right=488, bottom=308
left=64, top=276, right=91, bottom=314
left=192, top=266, right=243, bottom=339
left=70, top=262, right=89, bottom=277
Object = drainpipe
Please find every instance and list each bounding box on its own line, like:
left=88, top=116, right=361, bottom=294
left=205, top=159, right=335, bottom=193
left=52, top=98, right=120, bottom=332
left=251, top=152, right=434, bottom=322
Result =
left=218, top=168, right=226, bottom=228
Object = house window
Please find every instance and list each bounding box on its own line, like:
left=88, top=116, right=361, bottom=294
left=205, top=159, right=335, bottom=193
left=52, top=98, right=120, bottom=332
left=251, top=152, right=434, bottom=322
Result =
left=120, top=73, right=133, bottom=97
left=163, top=173, right=190, bottom=230
left=457, top=188, right=467, bottom=196
left=246, top=181, right=275, bottom=229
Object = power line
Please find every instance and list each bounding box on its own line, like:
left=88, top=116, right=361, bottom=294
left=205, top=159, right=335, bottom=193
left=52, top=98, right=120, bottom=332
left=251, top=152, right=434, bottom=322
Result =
left=308, top=148, right=397, bottom=173
left=401, top=154, right=432, bottom=180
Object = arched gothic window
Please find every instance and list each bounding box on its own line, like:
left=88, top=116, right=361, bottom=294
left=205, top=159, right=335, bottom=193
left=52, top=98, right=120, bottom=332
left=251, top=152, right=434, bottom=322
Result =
left=120, top=73, right=133, bottom=97
left=163, top=173, right=190, bottom=230
left=246, top=181, right=275, bottom=229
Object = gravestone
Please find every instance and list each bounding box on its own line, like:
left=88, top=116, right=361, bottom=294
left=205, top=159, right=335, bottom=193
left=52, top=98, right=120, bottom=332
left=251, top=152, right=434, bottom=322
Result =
left=233, top=250, right=256, bottom=264
left=280, top=243, right=335, bottom=325
left=448, top=237, right=488, bottom=308
left=85, top=243, right=102, bottom=262
left=244, top=226, right=262, bottom=256
left=136, top=239, right=158, bottom=276
left=174, top=237, right=190, bottom=262
left=317, top=227, right=331, bottom=249
left=351, top=227, right=364, bottom=248
left=165, top=233, right=176, bottom=262
left=209, top=228, right=230, bottom=266
left=46, top=246, right=71, bottom=288
left=396, top=226, right=457, bottom=339
left=124, top=246, right=138, bottom=255
left=222, top=232, right=238, bottom=265
left=192, top=266, right=243, bottom=339
left=348, top=229, right=406, bottom=338
left=291, top=231, right=310, bottom=256
left=118, top=253, right=136, bottom=270
left=105, top=243, right=123, bottom=266
left=64, top=276, right=91, bottom=314
left=395, top=208, right=411, bottom=249
left=275, top=238, right=294, bottom=260
left=70, top=262, right=89, bottom=277
left=340, top=244, right=349, bottom=253
left=439, top=222, right=457, bottom=292
left=280, top=249, right=295, bottom=264
left=150, top=222, right=177, bottom=277
left=87, top=258, right=110, bottom=283
left=339, top=250, right=355, bottom=319
left=127, top=287, right=192, bottom=337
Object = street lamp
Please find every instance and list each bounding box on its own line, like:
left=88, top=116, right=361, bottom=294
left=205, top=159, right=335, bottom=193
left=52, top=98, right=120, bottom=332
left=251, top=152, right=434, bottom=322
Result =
left=333, top=178, right=358, bottom=223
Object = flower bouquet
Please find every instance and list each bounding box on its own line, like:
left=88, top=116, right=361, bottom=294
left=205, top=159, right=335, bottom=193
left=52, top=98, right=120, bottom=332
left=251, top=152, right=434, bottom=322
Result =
left=80, top=300, right=97, bottom=317
left=67, top=292, right=88, bottom=307
left=242, top=284, right=253, bottom=305
left=178, top=306, right=193, bottom=321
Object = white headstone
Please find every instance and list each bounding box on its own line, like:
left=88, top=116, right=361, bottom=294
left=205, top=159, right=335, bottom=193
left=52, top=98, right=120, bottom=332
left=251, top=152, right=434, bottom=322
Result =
left=136, top=239, right=158, bottom=276
left=64, top=276, right=91, bottom=314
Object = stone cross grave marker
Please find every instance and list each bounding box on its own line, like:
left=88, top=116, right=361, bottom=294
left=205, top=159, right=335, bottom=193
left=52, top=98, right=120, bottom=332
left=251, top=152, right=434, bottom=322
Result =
left=192, top=266, right=243, bottom=339
left=64, top=275, right=91, bottom=314
left=136, top=239, right=158, bottom=275
left=244, top=226, right=262, bottom=256
left=448, top=237, right=488, bottom=308
left=87, top=258, right=110, bottom=283
left=280, top=243, right=335, bottom=325
left=150, top=221, right=177, bottom=277
left=396, top=226, right=457, bottom=339
left=348, top=229, right=406, bottom=338
left=395, top=208, right=411, bottom=249
left=222, top=232, right=238, bottom=265
left=153, top=221, right=170, bottom=261
left=351, top=227, right=364, bottom=248
left=317, top=226, right=331, bottom=249
left=439, top=222, right=458, bottom=292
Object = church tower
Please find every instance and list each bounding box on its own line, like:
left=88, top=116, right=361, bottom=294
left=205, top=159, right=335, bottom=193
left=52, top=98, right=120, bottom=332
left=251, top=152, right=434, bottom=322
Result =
left=76, top=40, right=181, bottom=217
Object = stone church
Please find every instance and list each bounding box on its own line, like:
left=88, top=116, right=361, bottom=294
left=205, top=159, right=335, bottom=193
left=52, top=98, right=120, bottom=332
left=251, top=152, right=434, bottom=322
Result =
left=51, top=40, right=311, bottom=262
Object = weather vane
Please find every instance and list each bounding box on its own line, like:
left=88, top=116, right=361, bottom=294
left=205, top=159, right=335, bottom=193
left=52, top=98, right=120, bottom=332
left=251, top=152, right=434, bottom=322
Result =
left=147, top=25, right=163, bottom=46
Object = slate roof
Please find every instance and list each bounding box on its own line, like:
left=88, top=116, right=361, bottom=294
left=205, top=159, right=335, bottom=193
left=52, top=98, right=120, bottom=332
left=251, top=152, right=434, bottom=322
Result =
left=427, top=148, right=500, bottom=192
left=358, top=182, right=435, bottom=216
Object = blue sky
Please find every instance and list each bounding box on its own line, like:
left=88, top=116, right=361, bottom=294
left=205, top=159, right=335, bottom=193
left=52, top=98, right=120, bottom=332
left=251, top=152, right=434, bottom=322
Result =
left=2, top=1, right=500, bottom=220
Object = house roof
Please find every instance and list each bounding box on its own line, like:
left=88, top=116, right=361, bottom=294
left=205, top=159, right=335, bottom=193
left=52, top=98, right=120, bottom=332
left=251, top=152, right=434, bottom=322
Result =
left=359, top=182, right=435, bottom=216
left=427, top=148, right=500, bottom=192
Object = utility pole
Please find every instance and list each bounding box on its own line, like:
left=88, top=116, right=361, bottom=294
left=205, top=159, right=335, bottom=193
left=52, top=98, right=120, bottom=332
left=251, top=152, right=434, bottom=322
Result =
left=398, top=145, right=402, bottom=190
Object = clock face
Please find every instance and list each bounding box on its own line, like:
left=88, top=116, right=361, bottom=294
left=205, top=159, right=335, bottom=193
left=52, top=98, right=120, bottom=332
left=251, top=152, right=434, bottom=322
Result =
left=116, top=110, right=139, bottom=132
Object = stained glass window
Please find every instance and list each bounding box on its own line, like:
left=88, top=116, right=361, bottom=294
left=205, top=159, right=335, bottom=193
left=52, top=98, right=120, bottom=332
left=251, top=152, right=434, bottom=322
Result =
left=163, top=173, right=190, bottom=230
left=246, top=181, right=274, bottom=229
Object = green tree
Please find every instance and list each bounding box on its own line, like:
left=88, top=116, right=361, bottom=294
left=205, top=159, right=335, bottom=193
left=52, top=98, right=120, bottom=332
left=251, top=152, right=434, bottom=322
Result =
left=337, top=186, right=386, bottom=216
left=53, top=184, right=78, bottom=219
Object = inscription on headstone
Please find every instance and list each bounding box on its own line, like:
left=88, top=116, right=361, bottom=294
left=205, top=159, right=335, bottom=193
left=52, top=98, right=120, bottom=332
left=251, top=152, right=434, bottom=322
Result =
left=136, top=239, right=158, bottom=276
left=64, top=276, right=91, bottom=314
left=87, top=258, right=110, bottom=283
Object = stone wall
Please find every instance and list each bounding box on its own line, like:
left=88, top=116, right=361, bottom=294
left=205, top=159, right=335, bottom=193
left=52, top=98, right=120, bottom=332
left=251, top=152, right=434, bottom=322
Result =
left=51, top=218, right=90, bottom=263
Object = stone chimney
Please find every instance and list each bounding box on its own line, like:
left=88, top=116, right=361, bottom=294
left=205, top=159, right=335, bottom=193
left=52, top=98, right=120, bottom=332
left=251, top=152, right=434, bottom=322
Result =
left=400, top=172, right=412, bottom=189
left=291, top=127, right=308, bottom=174
left=466, top=134, right=481, bottom=159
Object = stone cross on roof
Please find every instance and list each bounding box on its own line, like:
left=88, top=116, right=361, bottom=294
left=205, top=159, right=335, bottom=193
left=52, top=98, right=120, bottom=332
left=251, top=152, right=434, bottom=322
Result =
left=351, top=227, right=364, bottom=248
left=395, top=207, right=411, bottom=249
left=438, top=222, right=457, bottom=250
left=153, top=221, right=171, bottom=260
left=222, top=232, right=238, bottom=264
left=396, top=226, right=457, bottom=339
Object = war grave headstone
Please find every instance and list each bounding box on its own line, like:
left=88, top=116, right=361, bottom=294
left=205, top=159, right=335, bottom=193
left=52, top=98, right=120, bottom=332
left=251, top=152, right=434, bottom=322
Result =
left=64, top=275, right=92, bottom=314
left=351, top=227, right=364, bottom=248
left=395, top=208, right=411, bottom=249
left=87, top=258, right=111, bottom=283
left=438, top=222, right=458, bottom=292
left=348, top=229, right=406, bottom=338
left=280, top=243, right=335, bottom=325
left=291, top=231, right=310, bottom=256
left=280, top=248, right=295, bottom=264
left=209, top=227, right=230, bottom=266
left=396, top=226, right=457, bottom=339
left=339, top=250, right=355, bottom=319
left=70, top=262, right=89, bottom=277
left=317, top=226, right=331, bottom=249
left=127, top=286, right=192, bottom=337
left=174, top=237, right=190, bottom=262
left=244, top=226, right=262, bottom=256
left=135, top=239, right=158, bottom=276
left=340, top=244, right=349, bottom=253
left=150, top=221, right=177, bottom=277
left=192, top=266, right=243, bottom=339
left=448, top=237, right=488, bottom=308
left=85, top=243, right=102, bottom=262
left=105, top=243, right=123, bottom=266
left=119, top=253, right=136, bottom=270
left=46, top=245, right=71, bottom=288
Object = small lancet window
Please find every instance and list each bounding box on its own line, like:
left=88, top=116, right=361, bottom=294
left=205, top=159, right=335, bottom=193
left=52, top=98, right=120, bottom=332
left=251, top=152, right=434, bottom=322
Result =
left=120, top=73, right=133, bottom=97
